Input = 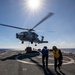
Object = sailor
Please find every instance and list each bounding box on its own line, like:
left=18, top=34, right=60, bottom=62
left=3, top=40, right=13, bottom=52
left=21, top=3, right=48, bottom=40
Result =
left=41, top=46, right=49, bottom=68
left=52, top=46, right=63, bottom=71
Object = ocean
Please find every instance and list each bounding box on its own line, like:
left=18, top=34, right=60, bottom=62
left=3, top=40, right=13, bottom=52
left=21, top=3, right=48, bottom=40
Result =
left=0, top=48, right=75, bottom=54
left=61, top=48, right=75, bottom=54
left=0, top=48, right=14, bottom=53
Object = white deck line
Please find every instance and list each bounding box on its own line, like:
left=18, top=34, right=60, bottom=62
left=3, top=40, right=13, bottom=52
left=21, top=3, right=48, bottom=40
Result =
left=15, top=55, right=74, bottom=65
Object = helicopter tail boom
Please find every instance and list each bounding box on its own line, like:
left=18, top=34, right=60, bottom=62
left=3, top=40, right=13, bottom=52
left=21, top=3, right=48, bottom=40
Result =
left=40, top=41, right=48, bottom=43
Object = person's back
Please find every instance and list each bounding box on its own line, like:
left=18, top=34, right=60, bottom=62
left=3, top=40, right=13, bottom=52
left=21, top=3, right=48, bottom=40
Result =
left=41, top=46, right=49, bottom=68
left=42, top=48, right=48, bottom=56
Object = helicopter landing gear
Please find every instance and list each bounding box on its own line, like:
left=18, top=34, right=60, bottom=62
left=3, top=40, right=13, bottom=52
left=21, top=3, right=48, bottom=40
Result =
left=35, top=44, right=37, bottom=46
left=31, top=41, right=33, bottom=44
left=22, top=41, right=24, bottom=44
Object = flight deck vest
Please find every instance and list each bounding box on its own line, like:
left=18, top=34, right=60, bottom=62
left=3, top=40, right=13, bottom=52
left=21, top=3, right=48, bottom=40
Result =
left=53, top=49, right=60, bottom=59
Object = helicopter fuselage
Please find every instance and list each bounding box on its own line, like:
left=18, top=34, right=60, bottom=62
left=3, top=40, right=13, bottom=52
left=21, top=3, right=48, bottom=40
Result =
left=0, top=12, right=53, bottom=45
left=16, top=31, right=40, bottom=44
left=16, top=31, right=48, bottom=44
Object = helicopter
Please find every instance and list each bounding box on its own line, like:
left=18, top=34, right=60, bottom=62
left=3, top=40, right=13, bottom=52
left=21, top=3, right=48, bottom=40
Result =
left=0, top=12, right=54, bottom=45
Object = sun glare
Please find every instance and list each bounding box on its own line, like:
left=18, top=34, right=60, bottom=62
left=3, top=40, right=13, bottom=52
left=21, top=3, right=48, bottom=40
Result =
left=26, top=0, right=42, bottom=11
left=28, top=0, right=40, bottom=9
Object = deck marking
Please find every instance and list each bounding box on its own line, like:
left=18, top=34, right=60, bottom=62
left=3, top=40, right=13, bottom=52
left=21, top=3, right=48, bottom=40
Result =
left=23, top=68, right=27, bottom=71
left=16, top=55, right=74, bottom=65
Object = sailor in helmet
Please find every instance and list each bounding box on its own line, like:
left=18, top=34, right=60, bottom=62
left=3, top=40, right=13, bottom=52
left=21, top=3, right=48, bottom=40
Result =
left=52, top=46, right=63, bottom=71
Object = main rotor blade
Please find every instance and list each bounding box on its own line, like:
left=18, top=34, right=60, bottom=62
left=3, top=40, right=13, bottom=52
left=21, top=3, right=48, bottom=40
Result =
left=0, top=23, right=29, bottom=30
left=36, top=30, right=55, bottom=32
left=32, top=12, right=54, bottom=29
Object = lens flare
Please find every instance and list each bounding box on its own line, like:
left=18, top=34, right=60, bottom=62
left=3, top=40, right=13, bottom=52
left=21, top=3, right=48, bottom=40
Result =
left=27, top=0, right=40, bottom=10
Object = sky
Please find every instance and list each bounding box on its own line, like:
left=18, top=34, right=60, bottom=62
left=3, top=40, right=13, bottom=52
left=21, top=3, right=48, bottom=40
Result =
left=0, top=0, right=75, bottom=49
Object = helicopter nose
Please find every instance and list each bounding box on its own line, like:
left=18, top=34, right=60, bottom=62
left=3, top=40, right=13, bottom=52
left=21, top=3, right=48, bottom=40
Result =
left=16, top=33, right=19, bottom=38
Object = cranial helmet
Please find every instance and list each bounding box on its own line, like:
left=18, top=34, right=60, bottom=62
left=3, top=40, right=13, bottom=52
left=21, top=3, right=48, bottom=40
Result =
left=52, top=46, right=57, bottom=50
left=44, top=46, right=47, bottom=49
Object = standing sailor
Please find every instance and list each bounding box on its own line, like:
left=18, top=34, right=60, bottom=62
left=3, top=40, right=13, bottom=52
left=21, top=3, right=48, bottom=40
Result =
left=52, top=46, right=63, bottom=71
left=41, top=46, right=49, bottom=68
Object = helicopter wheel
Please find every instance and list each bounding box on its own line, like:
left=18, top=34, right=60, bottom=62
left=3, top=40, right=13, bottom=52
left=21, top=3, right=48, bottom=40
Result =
left=35, top=44, right=37, bottom=46
left=22, top=41, right=24, bottom=44
left=31, top=42, right=33, bottom=44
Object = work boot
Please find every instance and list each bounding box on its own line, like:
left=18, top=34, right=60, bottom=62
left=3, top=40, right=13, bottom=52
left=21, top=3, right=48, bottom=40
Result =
left=58, top=65, right=61, bottom=71
left=55, top=68, right=57, bottom=72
